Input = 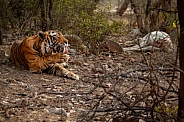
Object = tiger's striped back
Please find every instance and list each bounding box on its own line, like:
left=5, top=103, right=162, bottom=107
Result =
left=11, top=39, right=29, bottom=69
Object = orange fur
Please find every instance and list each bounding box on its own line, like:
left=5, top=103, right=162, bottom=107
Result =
left=10, top=30, right=79, bottom=80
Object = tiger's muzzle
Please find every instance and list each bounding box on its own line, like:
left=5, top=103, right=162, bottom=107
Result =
left=52, top=43, right=68, bottom=54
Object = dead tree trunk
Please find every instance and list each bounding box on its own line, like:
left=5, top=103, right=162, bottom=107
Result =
left=0, top=29, right=2, bottom=45
left=40, top=0, right=47, bottom=31
left=0, top=15, right=2, bottom=45
left=149, top=0, right=163, bottom=31
left=129, top=0, right=145, bottom=34
left=0, top=0, right=4, bottom=45
left=117, top=0, right=129, bottom=16
left=117, top=0, right=146, bottom=34
left=48, top=0, right=53, bottom=30
left=177, top=0, right=184, bottom=120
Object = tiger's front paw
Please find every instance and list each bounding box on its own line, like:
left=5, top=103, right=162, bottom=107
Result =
left=67, top=72, right=79, bottom=80
left=58, top=54, right=70, bottom=63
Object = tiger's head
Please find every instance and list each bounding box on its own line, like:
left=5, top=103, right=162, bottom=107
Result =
left=37, top=30, right=69, bottom=55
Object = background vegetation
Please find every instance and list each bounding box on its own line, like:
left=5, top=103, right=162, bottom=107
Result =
left=0, top=0, right=124, bottom=52
left=0, top=0, right=178, bottom=50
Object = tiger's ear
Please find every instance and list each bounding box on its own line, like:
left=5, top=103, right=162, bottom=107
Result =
left=37, top=31, right=45, bottom=40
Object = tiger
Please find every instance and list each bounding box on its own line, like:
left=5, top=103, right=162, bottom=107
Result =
left=10, top=30, right=79, bottom=80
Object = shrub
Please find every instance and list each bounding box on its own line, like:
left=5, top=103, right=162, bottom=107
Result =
left=53, top=0, right=124, bottom=53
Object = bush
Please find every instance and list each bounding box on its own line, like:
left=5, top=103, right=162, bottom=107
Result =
left=52, top=0, right=124, bottom=53
left=2, top=0, right=125, bottom=52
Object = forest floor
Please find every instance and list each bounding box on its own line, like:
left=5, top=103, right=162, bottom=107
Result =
left=0, top=34, right=179, bottom=121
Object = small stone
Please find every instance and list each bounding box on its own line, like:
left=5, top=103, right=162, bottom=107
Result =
left=94, top=68, right=103, bottom=73
left=83, top=63, right=89, bottom=66
left=69, top=48, right=76, bottom=53
left=49, top=107, right=67, bottom=116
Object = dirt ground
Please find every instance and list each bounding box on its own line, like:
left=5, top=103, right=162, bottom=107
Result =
left=0, top=37, right=179, bottom=121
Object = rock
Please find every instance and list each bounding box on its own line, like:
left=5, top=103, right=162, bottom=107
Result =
left=49, top=107, right=67, bottom=116
left=68, top=48, right=76, bottom=54
left=64, top=34, right=86, bottom=53
left=92, top=67, right=104, bottom=73
left=83, top=63, right=89, bottom=66
left=98, top=40, right=124, bottom=54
